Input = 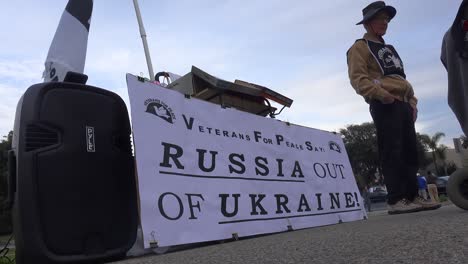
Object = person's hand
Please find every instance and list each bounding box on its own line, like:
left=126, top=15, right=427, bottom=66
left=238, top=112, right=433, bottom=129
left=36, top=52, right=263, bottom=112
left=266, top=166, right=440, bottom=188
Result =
left=381, top=94, right=395, bottom=104
left=374, top=79, right=395, bottom=104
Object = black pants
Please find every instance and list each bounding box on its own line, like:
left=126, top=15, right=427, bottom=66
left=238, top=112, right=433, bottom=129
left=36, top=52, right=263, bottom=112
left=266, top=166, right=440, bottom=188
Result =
left=369, top=100, right=419, bottom=205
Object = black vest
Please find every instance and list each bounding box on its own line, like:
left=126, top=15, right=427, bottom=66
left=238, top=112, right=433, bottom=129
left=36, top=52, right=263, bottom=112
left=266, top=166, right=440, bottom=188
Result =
left=359, top=39, right=406, bottom=79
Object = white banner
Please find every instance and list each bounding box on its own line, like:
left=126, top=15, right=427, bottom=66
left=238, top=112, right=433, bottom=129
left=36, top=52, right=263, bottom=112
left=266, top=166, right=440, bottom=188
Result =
left=126, top=74, right=366, bottom=248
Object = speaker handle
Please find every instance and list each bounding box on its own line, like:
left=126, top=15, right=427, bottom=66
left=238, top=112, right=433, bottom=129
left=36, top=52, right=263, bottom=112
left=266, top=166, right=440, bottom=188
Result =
left=63, top=71, right=88, bottom=84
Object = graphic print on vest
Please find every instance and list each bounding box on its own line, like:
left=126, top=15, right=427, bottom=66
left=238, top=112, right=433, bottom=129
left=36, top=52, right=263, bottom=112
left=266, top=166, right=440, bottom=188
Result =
left=365, top=40, right=406, bottom=79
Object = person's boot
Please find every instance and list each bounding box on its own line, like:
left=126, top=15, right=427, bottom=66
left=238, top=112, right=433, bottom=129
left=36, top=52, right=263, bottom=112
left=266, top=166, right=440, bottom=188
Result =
left=387, top=198, right=423, bottom=215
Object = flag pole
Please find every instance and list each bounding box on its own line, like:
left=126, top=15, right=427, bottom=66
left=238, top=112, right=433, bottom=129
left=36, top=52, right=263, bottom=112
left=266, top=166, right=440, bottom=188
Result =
left=132, top=0, right=155, bottom=81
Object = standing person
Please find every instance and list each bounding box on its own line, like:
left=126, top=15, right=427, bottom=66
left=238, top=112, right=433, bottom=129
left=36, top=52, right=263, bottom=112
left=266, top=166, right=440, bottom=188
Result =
left=362, top=185, right=372, bottom=212
left=417, top=173, right=428, bottom=200
left=426, top=170, right=440, bottom=202
left=346, top=1, right=441, bottom=214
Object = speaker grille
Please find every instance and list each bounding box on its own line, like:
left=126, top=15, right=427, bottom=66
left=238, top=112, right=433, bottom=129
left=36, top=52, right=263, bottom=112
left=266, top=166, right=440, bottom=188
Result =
left=25, top=124, right=59, bottom=151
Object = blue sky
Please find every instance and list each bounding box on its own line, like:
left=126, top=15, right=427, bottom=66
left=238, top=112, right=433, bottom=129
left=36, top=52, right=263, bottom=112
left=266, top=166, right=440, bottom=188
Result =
left=0, top=0, right=464, bottom=147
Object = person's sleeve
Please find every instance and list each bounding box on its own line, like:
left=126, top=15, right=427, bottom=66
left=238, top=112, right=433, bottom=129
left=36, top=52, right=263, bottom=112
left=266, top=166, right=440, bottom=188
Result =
left=347, top=41, right=392, bottom=101
left=404, top=77, right=418, bottom=108
left=409, top=95, right=418, bottom=109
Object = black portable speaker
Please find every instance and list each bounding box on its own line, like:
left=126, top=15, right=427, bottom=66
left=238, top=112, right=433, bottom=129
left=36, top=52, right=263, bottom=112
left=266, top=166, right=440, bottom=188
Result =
left=10, top=79, right=138, bottom=263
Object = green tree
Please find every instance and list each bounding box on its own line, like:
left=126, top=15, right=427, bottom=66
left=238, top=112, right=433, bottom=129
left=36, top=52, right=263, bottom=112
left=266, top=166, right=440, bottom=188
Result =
left=340, top=124, right=434, bottom=188
left=446, top=162, right=458, bottom=175
left=0, top=131, right=13, bottom=199
left=340, top=122, right=380, bottom=188
left=419, top=132, right=447, bottom=175
left=0, top=131, right=13, bottom=235
left=416, top=133, right=433, bottom=169
left=435, top=144, right=449, bottom=175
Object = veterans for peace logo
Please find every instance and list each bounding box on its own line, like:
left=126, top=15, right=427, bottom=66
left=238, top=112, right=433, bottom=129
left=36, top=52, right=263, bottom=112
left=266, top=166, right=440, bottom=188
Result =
left=144, top=98, right=176, bottom=124
left=329, top=141, right=341, bottom=153
left=378, top=47, right=403, bottom=70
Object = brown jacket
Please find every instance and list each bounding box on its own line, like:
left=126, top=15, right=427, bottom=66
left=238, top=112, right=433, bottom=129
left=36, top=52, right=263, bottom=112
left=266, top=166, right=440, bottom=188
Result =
left=347, top=34, right=417, bottom=108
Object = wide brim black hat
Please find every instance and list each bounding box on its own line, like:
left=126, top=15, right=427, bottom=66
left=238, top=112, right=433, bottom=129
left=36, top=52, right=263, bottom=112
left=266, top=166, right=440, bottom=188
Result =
left=356, top=1, right=396, bottom=25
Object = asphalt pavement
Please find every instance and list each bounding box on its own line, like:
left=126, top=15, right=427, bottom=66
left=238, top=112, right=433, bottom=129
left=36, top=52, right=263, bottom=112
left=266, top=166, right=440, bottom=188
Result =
left=115, top=204, right=468, bottom=264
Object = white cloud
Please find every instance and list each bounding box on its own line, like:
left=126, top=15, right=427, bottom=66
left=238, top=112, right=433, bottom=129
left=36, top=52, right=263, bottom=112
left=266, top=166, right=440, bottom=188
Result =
left=0, top=59, right=43, bottom=136
left=276, top=69, right=371, bottom=132
left=407, top=63, right=449, bottom=100
left=0, top=84, right=25, bottom=135
left=416, top=110, right=464, bottom=147
left=0, top=60, right=44, bottom=83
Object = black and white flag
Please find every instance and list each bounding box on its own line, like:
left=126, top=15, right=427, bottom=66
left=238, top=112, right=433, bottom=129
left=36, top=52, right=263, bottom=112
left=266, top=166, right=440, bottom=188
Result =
left=43, top=0, right=93, bottom=82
